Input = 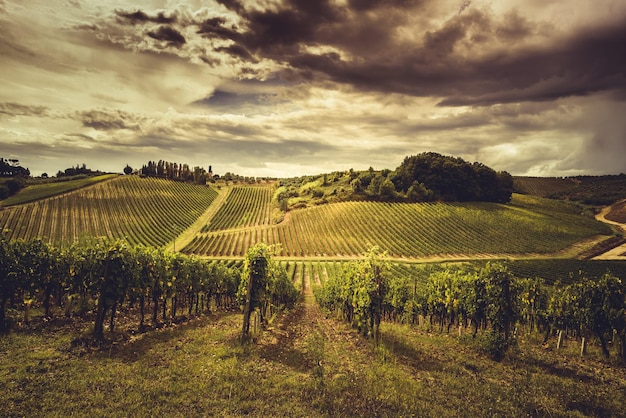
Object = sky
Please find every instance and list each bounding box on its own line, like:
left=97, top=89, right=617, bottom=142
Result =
left=1, top=0, right=626, bottom=178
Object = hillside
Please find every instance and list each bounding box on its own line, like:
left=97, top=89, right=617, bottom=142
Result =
left=0, top=176, right=217, bottom=247
left=1, top=176, right=625, bottom=417
left=513, top=176, right=577, bottom=197
left=0, top=177, right=612, bottom=258
left=184, top=189, right=611, bottom=259
left=0, top=174, right=118, bottom=207
left=515, top=175, right=626, bottom=205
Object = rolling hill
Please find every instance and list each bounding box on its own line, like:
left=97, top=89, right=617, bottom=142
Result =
left=0, top=176, right=614, bottom=260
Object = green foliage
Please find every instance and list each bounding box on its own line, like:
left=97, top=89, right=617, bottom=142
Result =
left=317, top=247, right=389, bottom=343
left=392, top=152, right=513, bottom=202
left=239, top=243, right=299, bottom=340
left=0, top=233, right=241, bottom=337
left=545, top=273, right=625, bottom=360
left=477, top=329, right=509, bottom=360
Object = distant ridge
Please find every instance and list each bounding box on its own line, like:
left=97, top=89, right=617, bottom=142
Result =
left=514, top=174, right=626, bottom=205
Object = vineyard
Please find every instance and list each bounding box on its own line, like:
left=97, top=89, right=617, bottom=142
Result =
left=0, top=176, right=217, bottom=247
left=0, top=174, right=118, bottom=207
left=184, top=191, right=611, bottom=258
left=201, top=185, right=273, bottom=232
left=513, top=176, right=577, bottom=197
left=515, top=174, right=626, bottom=205
left=281, top=258, right=626, bottom=295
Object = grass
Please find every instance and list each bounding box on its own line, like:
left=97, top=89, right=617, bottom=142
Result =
left=1, top=174, right=118, bottom=206
left=1, top=295, right=625, bottom=417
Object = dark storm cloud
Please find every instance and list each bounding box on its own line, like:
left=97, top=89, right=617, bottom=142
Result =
left=77, top=109, right=143, bottom=131
left=193, top=90, right=273, bottom=108
left=147, top=26, right=186, bottom=46
left=347, top=0, right=415, bottom=12
left=115, top=9, right=177, bottom=25
left=215, top=44, right=255, bottom=61
left=439, top=17, right=626, bottom=106
left=0, top=102, right=49, bottom=117
left=193, top=1, right=626, bottom=106
left=196, top=17, right=240, bottom=40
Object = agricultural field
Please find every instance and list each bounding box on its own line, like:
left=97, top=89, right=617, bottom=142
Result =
left=1, top=177, right=626, bottom=417
left=0, top=173, right=118, bottom=207
left=184, top=190, right=611, bottom=259
left=1, top=178, right=614, bottom=260
left=201, top=185, right=273, bottom=232
left=516, top=174, right=626, bottom=205
left=2, top=261, right=625, bottom=417
left=0, top=176, right=217, bottom=247
left=605, top=199, right=626, bottom=224
left=513, top=176, right=578, bottom=197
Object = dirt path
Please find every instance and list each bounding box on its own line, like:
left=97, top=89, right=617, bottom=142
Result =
left=257, top=269, right=374, bottom=382
left=164, top=186, right=232, bottom=252
left=593, top=200, right=626, bottom=260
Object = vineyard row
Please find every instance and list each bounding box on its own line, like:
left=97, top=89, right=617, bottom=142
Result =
left=184, top=195, right=609, bottom=258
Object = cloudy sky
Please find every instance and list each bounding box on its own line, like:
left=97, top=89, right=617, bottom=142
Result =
left=1, top=0, right=625, bottom=178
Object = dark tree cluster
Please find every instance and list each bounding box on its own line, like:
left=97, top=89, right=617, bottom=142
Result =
left=56, top=163, right=100, bottom=178
left=0, top=158, right=30, bottom=178
left=140, top=160, right=211, bottom=185
left=391, top=152, right=514, bottom=203
left=0, top=158, right=29, bottom=199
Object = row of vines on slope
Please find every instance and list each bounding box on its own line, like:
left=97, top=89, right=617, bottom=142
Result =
left=0, top=234, right=241, bottom=338
left=314, top=254, right=626, bottom=361
left=184, top=193, right=609, bottom=258
left=201, top=186, right=273, bottom=232
left=0, top=176, right=218, bottom=247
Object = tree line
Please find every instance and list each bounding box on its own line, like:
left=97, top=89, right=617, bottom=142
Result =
left=316, top=253, right=625, bottom=361
left=275, top=152, right=514, bottom=210
left=140, top=160, right=212, bottom=185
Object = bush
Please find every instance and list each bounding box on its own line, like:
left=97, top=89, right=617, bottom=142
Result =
left=0, top=185, right=9, bottom=200
left=478, top=330, right=510, bottom=361
left=311, top=188, right=324, bottom=199
left=4, top=177, right=26, bottom=194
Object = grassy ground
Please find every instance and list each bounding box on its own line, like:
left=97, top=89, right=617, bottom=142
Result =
left=1, top=284, right=624, bottom=417
left=1, top=174, right=118, bottom=207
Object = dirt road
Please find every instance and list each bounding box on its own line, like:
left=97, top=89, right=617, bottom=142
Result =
left=593, top=200, right=626, bottom=260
